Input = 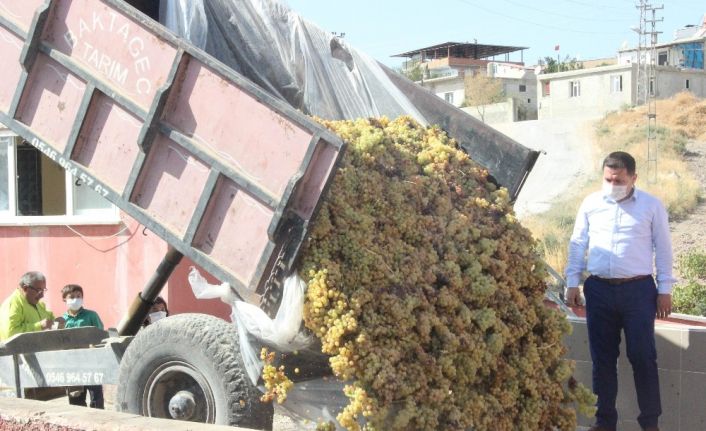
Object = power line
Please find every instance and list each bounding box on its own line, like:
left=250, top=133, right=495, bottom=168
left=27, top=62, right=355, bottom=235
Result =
left=500, top=0, right=633, bottom=21
left=560, top=0, right=633, bottom=10
left=452, top=0, right=628, bottom=35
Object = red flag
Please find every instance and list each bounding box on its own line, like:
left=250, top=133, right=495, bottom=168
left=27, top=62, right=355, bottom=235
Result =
left=554, top=45, right=560, bottom=51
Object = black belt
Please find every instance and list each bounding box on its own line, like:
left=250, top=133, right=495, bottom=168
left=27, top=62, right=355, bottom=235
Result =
left=590, top=274, right=652, bottom=286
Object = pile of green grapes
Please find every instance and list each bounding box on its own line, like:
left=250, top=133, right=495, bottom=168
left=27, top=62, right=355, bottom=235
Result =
left=296, top=116, right=594, bottom=431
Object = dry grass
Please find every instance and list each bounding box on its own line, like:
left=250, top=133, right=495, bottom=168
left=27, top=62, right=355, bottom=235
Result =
left=523, top=188, right=589, bottom=273
left=523, top=92, right=705, bottom=277
left=659, top=92, right=706, bottom=141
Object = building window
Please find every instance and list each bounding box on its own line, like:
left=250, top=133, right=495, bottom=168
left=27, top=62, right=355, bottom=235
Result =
left=527, top=98, right=531, bottom=103
left=444, top=92, right=454, bottom=104
left=686, top=79, right=690, bottom=89
left=569, top=81, right=581, bottom=97
left=610, top=75, right=623, bottom=93
left=0, top=135, right=117, bottom=223
left=519, top=84, right=527, bottom=92
left=658, top=52, right=668, bottom=66
left=542, top=81, right=550, bottom=97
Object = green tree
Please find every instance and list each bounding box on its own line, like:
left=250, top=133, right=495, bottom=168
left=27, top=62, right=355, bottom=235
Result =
left=398, top=61, right=423, bottom=82
left=539, top=55, right=584, bottom=74
left=672, top=249, right=706, bottom=316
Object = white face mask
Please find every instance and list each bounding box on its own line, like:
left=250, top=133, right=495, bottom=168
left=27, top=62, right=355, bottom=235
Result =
left=602, top=181, right=629, bottom=201
left=149, top=311, right=167, bottom=323
left=66, top=297, right=83, bottom=311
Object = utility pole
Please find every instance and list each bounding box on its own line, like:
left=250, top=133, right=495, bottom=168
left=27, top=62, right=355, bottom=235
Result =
left=635, top=0, right=663, bottom=182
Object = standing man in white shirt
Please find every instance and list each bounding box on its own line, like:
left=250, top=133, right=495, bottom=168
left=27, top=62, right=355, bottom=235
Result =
left=565, top=151, right=674, bottom=431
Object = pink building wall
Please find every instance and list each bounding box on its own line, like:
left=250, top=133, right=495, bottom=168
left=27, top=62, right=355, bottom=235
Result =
left=0, top=212, right=231, bottom=329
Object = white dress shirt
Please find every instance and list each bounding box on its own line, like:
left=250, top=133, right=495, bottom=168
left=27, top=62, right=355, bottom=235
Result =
left=566, top=188, right=676, bottom=294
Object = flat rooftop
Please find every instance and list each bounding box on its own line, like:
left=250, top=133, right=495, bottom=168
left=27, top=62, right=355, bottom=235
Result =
left=393, top=41, right=527, bottom=59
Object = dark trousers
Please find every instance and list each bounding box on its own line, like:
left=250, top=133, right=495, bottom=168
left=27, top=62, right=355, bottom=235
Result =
left=68, top=385, right=104, bottom=409
left=584, top=275, right=661, bottom=430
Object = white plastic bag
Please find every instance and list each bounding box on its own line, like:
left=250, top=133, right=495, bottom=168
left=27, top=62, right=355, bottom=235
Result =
left=188, top=268, right=351, bottom=429
left=188, top=267, right=312, bottom=384
left=187, top=266, right=239, bottom=304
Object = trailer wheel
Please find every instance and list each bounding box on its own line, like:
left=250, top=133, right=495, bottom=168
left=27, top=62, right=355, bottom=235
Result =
left=116, top=313, right=273, bottom=430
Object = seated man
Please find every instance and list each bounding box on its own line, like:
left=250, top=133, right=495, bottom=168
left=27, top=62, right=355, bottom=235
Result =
left=0, top=271, right=64, bottom=341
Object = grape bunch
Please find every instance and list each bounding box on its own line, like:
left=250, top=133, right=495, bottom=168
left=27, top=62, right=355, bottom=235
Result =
left=259, top=348, right=293, bottom=404
left=296, top=116, right=594, bottom=430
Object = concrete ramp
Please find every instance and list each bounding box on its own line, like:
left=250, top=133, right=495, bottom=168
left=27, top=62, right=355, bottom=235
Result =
left=493, top=118, right=599, bottom=217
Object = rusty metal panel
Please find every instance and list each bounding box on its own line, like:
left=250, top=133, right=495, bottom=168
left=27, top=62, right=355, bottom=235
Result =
left=42, top=0, right=178, bottom=111
left=0, top=327, right=109, bottom=355
left=0, top=1, right=46, bottom=34
left=0, top=329, right=128, bottom=390
left=72, top=92, right=143, bottom=191
left=0, top=26, right=24, bottom=112
left=0, top=0, right=345, bottom=306
left=161, top=58, right=316, bottom=201
left=16, top=53, right=88, bottom=152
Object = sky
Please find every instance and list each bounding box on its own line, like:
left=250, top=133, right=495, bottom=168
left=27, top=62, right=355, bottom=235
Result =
left=284, top=0, right=703, bottom=68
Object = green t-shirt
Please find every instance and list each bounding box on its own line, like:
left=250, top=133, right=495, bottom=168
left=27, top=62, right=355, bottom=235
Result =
left=63, top=308, right=103, bottom=330
left=0, top=289, right=55, bottom=341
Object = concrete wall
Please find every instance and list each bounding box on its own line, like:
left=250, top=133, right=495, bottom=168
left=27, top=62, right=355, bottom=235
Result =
left=421, top=72, right=537, bottom=120
left=422, top=76, right=465, bottom=107
left=538, top=64, right=635, bottom=120
left=0, top=213, right=231, bottom=329
left=487, top=63, right=537, bottom=119
left=502, top=78, right=538, bottom=120
left=656, top=67, right=706, bottom=97
left=565, top=317, right=706, bottom=431
left=461, top=98, right=516, bottom=125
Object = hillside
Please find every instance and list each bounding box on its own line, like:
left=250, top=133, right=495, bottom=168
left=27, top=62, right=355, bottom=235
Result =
left=670, top=139, right=706, bottom=260
left=523, top=92, right=706, bottom=278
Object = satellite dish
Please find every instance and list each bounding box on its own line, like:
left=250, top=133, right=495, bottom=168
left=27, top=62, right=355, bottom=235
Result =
left=620, top=41, right=629, bottom=50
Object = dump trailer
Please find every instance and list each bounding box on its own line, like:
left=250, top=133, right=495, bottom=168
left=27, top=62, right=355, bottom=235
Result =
left=0, top=0, right=538, bottom=429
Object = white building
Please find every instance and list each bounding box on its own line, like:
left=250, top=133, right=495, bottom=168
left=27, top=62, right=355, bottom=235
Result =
left=395, top=42, right=537, bottom=122
left=618, top=16, right=706, bottom=70
left=537, top=63, right=706, bottom=120
left=488, top=62, right=537, bottom=121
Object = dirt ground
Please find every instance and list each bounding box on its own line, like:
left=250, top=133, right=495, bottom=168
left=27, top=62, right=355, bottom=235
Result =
left=669, top=139, right=706, bottom=264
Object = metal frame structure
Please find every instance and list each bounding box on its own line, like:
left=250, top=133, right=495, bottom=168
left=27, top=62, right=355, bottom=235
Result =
left=0, top=0, right=346, bottom=306
left=0, top=327, right=127, bottom=398
left=635, top=0, right=663, bottom=183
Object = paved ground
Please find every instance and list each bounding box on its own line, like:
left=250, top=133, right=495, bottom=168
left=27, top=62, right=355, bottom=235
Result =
left=44, top=386, right=300, bottom=430
left=44, top=390, right=590, bottom=430
left=492, top=117, right=600, bottom=218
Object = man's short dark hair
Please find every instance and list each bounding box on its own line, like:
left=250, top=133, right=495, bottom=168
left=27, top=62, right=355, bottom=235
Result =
left=61, top=284, right=83, bottom=299
left=602, top=151, right=636, bottom=175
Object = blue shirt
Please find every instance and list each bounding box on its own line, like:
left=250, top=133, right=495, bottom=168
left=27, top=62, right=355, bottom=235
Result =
left=566, top=188, right=676, bottom=294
